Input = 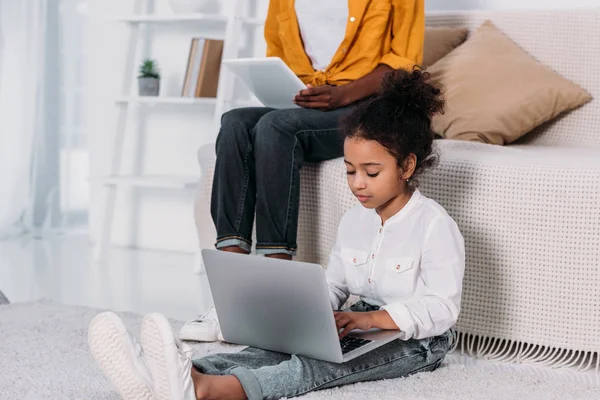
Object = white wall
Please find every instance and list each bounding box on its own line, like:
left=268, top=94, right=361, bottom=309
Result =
left=426, top=0, right=597, bottom=10
left=88, top=0, right=599, bottom=254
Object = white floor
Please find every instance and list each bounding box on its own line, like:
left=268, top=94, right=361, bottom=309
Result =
left=0, top=234, right=211, bottom=321
left=1, top=235, right=599, bottom=388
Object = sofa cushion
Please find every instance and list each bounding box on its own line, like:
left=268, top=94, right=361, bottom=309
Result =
left=423, top=27, right=469, bottom=68
left=428, top=21, right=592, bottom=145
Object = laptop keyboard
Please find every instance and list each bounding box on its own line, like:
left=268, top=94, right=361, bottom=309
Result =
left=340, top=336, right=372, bottom=354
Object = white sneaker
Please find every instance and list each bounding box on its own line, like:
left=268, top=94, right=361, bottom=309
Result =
left=88, top=312, right=154, bottom=400
left=179, top=306, right=223, bottom=342
left=141, top=313, right=196, bottom=400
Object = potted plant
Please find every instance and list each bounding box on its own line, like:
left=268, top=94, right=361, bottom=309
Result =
left=138, top=59, right=160, bottom=96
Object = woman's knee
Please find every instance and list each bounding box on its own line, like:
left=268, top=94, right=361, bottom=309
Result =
left=254, top=110, right=299, bottom=150
left=216, top=109, right=257, bottom=153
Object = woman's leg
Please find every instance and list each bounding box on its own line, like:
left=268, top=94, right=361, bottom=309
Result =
left=252, top=107, right=353, bottom=257
left=211, top=107, right=275, bottom=253
left=192, top=330, right=454, bottom=400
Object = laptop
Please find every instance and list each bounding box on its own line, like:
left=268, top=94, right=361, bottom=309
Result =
left=221, top=57, right=306, bottom=109
left=201, top=249, right=403, bottom=363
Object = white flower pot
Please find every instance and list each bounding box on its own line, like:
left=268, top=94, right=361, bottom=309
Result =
left=169, top=0, right=221, bottom=14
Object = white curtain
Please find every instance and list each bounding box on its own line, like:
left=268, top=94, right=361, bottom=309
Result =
left=0, top=0, right=49, bottom=238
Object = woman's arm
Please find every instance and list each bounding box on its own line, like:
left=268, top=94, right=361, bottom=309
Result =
left=380, top=0, right=425, bottom=70
left=294, top=64, right=393, bottom=110
left=264, top=1, right=284, bottom=59
left=338, top=64, right=394, bottom=105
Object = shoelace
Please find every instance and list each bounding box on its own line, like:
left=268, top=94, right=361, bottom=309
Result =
left=175, top=337, right=194, bottom=365
left=133, top=337, right=144, bottom=358
left=193, top=306, right=218, bottom=324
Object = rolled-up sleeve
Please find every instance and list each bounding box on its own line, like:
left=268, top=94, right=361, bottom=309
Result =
left=380, top=0, right=425, bottom=71
left=381, top=216, right=465, bottom=340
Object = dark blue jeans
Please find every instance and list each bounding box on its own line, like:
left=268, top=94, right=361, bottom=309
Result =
left=211, top=106, right=353, bottom=255
left=193, top=301, right=455, bottom=400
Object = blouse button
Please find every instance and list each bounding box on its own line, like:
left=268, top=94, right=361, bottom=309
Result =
left=396, top=264, right=401, bottom=270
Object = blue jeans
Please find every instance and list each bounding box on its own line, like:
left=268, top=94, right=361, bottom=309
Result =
left=211, top=106, right=354, bottom=256
left=192, top=301, right=455, bottom=399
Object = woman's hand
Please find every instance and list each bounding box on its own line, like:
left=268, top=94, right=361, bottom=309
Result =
left=334, top=311, right=375, bottom=339
left=294, top=84, right=348, bottom=111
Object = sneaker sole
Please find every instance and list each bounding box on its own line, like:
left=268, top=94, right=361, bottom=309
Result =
left=178, top=324, right=219, bottom=342
left=88, top=312, right=153, bottom=400
left=141, top=313, right=185, bottom=400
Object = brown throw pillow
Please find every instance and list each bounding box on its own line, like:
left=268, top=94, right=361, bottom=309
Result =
left=428, top=21, right=592, bottom=145
left=423, top=27, right=469, bottom=68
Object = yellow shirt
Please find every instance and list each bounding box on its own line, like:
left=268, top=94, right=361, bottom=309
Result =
left=264, top=0, right=425, bottom=86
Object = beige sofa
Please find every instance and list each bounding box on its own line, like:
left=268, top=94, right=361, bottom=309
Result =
left=196, top=9, right=600, bottom=372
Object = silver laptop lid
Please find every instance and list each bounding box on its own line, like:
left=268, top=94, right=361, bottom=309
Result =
left=202, top=249, right=344, bottom=363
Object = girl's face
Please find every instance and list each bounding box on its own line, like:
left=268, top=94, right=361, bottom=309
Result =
left=344, top=137, right=413, bottom=210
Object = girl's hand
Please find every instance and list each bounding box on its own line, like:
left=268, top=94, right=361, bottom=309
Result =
left=294, top=84, right=348, bottom=111
left=334, top=311, right=375, bottom=339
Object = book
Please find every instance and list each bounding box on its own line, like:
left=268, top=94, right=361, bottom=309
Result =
left=195, top=39, right=224, bottom=98
left=181, top=38, right=224, bottom=98
left=182, top=38, right=205, bottom=97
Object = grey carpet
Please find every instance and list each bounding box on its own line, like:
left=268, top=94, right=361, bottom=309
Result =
left=1, top=300, right=599, bottom=400
left=0, top=289, right=8, bottom=304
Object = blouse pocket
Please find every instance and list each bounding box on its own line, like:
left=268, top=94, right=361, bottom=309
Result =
left=380, top=257, right=416, bottom=297
left=341, top=249, right=369, bottom=290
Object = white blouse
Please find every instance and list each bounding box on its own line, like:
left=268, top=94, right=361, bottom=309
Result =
left=326, top=189, right=465, bottom=340
left=295, top=0, right=348, bottom=72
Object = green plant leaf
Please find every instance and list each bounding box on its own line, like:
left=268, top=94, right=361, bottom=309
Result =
left=138, top=58, right=160, bottom=79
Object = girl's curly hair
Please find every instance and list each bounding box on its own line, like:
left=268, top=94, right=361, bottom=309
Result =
left=341, top=69, right=445, bottom=187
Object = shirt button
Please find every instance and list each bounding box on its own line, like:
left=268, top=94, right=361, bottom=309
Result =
left=396, top=265, right=401, bottom=270
left=350, top=16, right=356, bottom=22
left=368, top=279, right=372, bottom=284
left=372, top=254, right=375, bottom=259
left=379, top=228, right=382, bottom=233
left=353, top=258, right=357, bottom=263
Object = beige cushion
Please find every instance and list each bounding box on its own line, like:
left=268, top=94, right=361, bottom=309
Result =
left=429, top=21, right=593, bottom=145
left=423, top=27, right=469, bottom=68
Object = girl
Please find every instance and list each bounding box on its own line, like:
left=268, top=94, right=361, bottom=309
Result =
left=88, top=70, right=465, bottom=400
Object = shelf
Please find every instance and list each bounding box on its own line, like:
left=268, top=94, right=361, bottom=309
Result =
left=100, top=175, right=199, bottom=190
left=115, top=96, right=217, bottom=105
left=116, top=14, right=264, bottom=26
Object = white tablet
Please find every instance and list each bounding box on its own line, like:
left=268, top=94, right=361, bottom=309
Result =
left=222, top=57, right=307, bottom=109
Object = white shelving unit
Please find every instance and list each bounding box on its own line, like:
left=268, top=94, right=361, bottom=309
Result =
left=115, top=96, right=218, bottom=105
left=94, top=0, right=263, bottom=261
left=116, top=13, right=263, bottom=25
left=101, top=175, right=200, bottom=190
